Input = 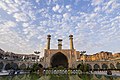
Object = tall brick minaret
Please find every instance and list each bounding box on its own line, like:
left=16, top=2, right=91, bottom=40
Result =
left=46, top=35, right=51, bottom=49
left=69, top=35, right=74, bottom=49
left=58, top=39, right=62, bottom=50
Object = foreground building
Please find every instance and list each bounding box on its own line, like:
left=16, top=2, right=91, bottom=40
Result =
left=0, top=49, right=39, bottom=70
left=43, top=35, right=120, bottom=70
left=43, top=35, right=77, bottom=68
left=0, top=35, right=120, bottom=70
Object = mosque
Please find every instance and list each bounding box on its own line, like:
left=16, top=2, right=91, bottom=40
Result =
left=43, top=35, right=120, bottom=69
left=0, top=35, right=120, bottom=70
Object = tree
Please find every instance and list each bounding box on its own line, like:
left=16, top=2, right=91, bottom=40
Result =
left=30, top=63, right=43, bottom=73
left=78, top=63, right=89, bottom=72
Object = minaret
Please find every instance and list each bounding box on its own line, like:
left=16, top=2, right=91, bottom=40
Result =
left=46, top=35, right=51, bottom=49
left=58, top=39, right=62, bottom=50
left=69, top=35, right=74, bottom=49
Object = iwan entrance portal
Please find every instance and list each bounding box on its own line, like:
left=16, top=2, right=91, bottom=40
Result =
left=50, top=52, right=68, bottom=68
left=44, top=35, right=77, bottom=68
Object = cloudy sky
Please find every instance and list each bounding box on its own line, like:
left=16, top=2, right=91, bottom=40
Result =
left=0, top=0, right=120, bottom=56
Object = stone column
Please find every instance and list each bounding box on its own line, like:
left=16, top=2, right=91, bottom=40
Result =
left=91, top=64, right=94, bottom=70
left=2, top=63, right=6, bottom=70
left=58, top=39, right=62, bottom=50
left=69, top=35, right=74, bottom=49
left=99, top=63, right=102, bottom=69
left=46, top=35, right=51, bottom=49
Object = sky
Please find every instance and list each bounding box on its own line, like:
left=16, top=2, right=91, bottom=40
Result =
left=0, top=0, right=120, bottom=56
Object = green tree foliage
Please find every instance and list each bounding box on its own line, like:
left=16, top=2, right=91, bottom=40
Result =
left=30, top=63, right=39, bottom=72
left=78, top=63, right=89, bottom=72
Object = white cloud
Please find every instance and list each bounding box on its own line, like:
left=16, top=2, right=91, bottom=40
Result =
left=94, top=6, right=101, bottom=12
left=66, top=5, right=72, bottom=11
left=0, top=20, right=38, bottom=53
left=0, top=0, right=120, bottom=55
left=0, top=1, right=8, bottom=10
left=63, top=13, right=71, bottom=19
left=36, top=0, right=40, bottom=3
left=58, top=7, right=63, bottom=13
left=66, top=5, right=71, bottom=9
left=52, top=4, right=60, bottom=12
left=103, top=0, right=120, bottom=13
left=7, top=4, right=19, bottom=14
left=4, top=21, right=16, bottom=27
left=0, top=21, right=16, bottom=32
left=4, top=0, right=14, bottom=4
left=92, top=0, right=120, bottom=14
left=91, top=0, right=103, bottom=6
left=14, top=0, right=25, bottom=5
left=13, top=12, right=30, bottom=22
left=22, top=23, right=29, bottom=27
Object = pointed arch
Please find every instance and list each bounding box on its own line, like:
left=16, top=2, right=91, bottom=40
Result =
left=50, top=52, right=68, bottom=68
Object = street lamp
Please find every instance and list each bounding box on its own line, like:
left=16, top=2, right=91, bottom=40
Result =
left=34, top=51, right=40, bottom=63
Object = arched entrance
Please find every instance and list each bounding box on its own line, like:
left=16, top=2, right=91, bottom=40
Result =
left=110, top=63, right=115, bottom=69
left=94, top=64, right=100, bottom=70
left=20, top=63, right=26, bottom=70
left=11, top=62, right=18, bottom=70
left=87, top=64, right=92, bottom=71
left=50, top=52, right=68, bottom=68
left=5, top=63, right=11, bottom=70
left=77, top=64, right=81, bottom=69
left=102, top=64, right=108, bottom=70
left=116, top=62, right=120, bottom=69
left=0, top=62, right=4, bottom=71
